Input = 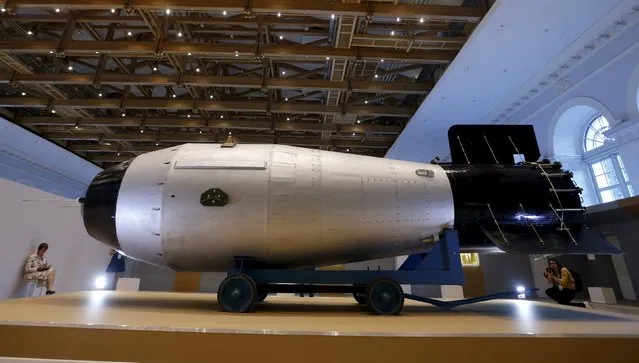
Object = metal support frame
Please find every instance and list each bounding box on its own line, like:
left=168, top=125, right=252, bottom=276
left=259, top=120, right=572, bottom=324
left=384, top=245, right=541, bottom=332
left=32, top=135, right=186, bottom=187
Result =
left=222, top=229, right=538, bottom=312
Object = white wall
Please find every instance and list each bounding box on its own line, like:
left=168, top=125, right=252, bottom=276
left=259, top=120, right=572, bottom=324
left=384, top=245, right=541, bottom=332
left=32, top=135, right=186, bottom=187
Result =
left=0, top=177, right=111, bottom=299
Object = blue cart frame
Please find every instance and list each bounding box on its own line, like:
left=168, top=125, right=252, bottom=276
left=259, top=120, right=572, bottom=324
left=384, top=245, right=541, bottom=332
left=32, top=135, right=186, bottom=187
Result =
left=220, top=229, right=537, bottom=314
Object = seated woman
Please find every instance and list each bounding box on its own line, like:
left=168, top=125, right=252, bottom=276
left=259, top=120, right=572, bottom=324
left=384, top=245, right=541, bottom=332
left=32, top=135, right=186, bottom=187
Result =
left=24, top=243, right=56, bottom=295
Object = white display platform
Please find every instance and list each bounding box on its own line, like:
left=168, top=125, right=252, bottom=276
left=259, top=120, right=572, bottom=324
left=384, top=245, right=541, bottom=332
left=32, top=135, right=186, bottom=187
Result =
left=441, top=285, right=464, bottom=299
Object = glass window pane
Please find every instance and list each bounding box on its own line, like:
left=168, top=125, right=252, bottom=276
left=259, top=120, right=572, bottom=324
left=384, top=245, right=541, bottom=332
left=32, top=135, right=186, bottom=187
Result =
left=605, top=171, right=619, bottom=186
left=596, top=174, right=609, bottom=188
left=617, top=155, right=630, bottom=182
left=584, top=115, right=610, bottom=152
left=602, top=158, right=615, bottom=173
left=611, top=187, right=624, bottom=201
left=628, top=185, right=635, bottom=197
left=591, top=161, right=604, bottom=176
left=600, top=189, right=614, bottom=203
left=617, top=155, right=626, bottom=169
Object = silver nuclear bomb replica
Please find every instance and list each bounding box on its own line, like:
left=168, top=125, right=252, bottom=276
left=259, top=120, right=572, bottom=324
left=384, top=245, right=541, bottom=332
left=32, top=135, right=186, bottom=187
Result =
left=81, top=125, right=620, bottom=272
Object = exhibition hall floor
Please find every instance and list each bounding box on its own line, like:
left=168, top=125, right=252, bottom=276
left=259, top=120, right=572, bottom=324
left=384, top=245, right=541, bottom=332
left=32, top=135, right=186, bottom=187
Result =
left=1, top=291, right=638, bottom=362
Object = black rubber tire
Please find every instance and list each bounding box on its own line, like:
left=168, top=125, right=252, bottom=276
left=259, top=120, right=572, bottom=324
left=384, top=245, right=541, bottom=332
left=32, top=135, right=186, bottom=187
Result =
left=256, top=291, right=268, bottom=302
left=365, top=279, right=404, bottom=315
left=353, top=292, right=367, bottom=305
left=217, top=273, right=257, bottom=313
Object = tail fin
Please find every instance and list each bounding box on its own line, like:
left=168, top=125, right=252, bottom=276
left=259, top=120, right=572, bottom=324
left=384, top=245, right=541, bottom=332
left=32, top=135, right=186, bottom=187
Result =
left=448, top=124, right=541, bottom=165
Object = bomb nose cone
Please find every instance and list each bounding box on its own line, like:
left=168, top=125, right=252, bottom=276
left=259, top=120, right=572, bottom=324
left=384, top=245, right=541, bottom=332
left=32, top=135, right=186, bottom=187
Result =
left=82, top=158, right=134, bottom=251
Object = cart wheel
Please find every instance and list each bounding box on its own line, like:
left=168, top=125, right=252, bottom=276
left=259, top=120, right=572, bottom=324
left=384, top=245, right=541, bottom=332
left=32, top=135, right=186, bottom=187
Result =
left=256, top=291, right=268, bottom=302
left=353, top=292, right=367, bottom=305
left=217, top=273, right=257, bottom=313
left=366, top=279, right=404, bottom=315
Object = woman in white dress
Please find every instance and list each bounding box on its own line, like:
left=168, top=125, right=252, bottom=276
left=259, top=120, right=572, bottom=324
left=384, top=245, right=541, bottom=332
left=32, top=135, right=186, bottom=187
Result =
left=24, top=243, right=56, bottom=295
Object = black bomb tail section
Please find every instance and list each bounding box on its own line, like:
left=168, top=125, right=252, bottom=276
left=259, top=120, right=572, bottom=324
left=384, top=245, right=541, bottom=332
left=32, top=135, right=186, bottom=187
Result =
left=442, top=125, right=620, bottom=255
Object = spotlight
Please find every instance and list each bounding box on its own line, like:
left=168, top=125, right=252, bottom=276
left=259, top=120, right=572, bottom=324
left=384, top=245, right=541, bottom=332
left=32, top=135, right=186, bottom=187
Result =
left=98, top=93, right=102, bottom=97
left=111, top=9, right=116, bottom=14
left=390, top=30, right=395, bottom=36
left=209, top=95, right=214, bottom=99
left=156, top=142, right=159, bottom=146
left=374, top=74, right=378, bottom=78
left=352, top=133, right=355, bottom=136
left=94, top=275, right=106, bottom=290
left=117, top=153, right=120, bottom=156
left=281, top=71, right=286, bottom=75
left=346, top=149, right=350, bottom=152
left=419, top=17, right=424, bottom=23
left=1, top=8, right=5, bottom=13
left=331, top=14, right=335, bottom=19
left=364, top=100, right=368, bottom=104
left=286, top=117, right=290, bottom=121
left=199, top=130, right=202, bottom=134
left=177, top=32, right=183, bottom=37
left=140, top=129, right=144, bottom=133
left=380, top=59, right=384, bottom=62
left=188, top=52, right=192, bottom=56
left=21, top=92, right=26, bottom=96
left=277, top=12, right=281, bottom=17
left=122, top=113, right=126, bottom=117
left=223, top=10, right=227, bottom=15
left=49, top=51, right=53, bottom=54
left=279, top=35, right=284, bottom=40
left=172, top=94, right=177, bottom=98
left=396, top=17, right=401, bottom=22
left=67, top=66, right=73, bottom=71
left=153, top=66, right=158, bottom=71
left=75, top=125, right=78, bottom=129
left=326, top=56, right=330, bottom=60
left=165, top=9, right=171, bottom=15
left=95, top=51, right=99, bottom=54
left=234, top=51, right=239, bottom=57
left=187, top=114, right=191, bottom=118
left=27, top=30, right=33, bottom=35
left=195, top=68, right=200, bottom=72
left=357, top=120, right=360, bottom=124
left=516, top=286, right=525, bottom=293
left=220, top=115, right=224, bottom=119
left=51, top=110, right=56, bottom=114
left=55, top=8, right=60, bottom=13
left=127, top=31, right=132, bottom=36
left=285, top=97, right=288, bottom=101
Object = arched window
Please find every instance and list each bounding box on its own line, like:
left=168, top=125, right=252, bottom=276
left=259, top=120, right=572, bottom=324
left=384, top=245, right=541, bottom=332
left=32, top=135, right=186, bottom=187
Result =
left=584, top=115, right=610, bottom=152
left=583, top=115, right=634, bottom=203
